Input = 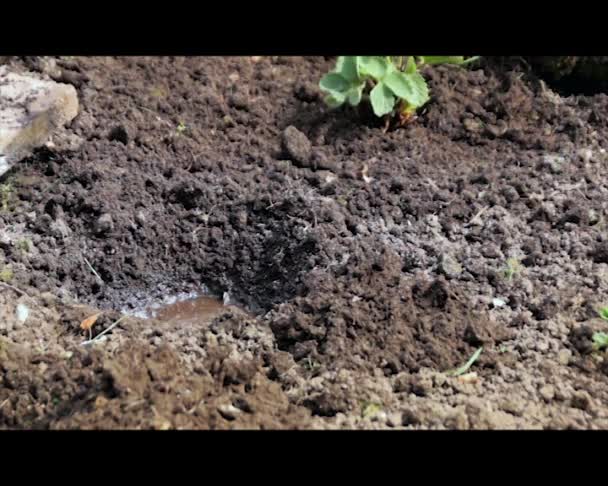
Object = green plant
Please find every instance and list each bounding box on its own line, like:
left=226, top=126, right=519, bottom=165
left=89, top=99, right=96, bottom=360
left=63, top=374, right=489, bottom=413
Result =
left=0, top=183, right=13, bottom=212
left=302, top=356, right=321, bottom=375
left=447, top=347, right=483, bottom=377
left=592, top=332, right=608, bottom=351
left=360, top=401, right=383, bottom=419
left=16, top=238, right=31, bottom=254
left=0, top=266, right=14, bottom=283
left=176, top=122, right=188, bottom=135
left=319, top=56, right=479, bottom=126
left=598, top=306, right=608, bottom=321
left=503, top=258, right=523, bottom=281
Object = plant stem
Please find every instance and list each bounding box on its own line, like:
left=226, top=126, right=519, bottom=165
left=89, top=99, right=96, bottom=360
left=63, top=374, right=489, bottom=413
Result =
left=461, top=56, right=481, bottom=65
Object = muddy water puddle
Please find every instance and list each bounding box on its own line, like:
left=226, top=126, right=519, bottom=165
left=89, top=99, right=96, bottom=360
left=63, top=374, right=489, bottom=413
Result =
left=126, top=291, right=247, bottom=325
left=152, top=294, right=230, bottom=324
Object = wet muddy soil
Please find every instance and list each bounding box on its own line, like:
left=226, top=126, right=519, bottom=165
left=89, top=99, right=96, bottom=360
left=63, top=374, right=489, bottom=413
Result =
left=141, top=294, right=228, bottom=322
left=2, top=56, right=608, bottom=429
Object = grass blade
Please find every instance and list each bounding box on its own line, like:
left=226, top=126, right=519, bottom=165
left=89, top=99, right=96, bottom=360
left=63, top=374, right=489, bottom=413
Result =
left=447, top=347, right=483, bottom=377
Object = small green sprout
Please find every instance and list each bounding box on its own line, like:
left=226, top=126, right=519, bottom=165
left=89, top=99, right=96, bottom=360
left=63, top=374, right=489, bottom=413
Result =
left=0, top=183, right=13, bottom=212
left=319, top=56, right=479, bottom=126
left=150, top=87, right=166, bottom=98
left=0, top=266, right=14, bottom=283
left=176, top=122, right=188, bottom=135
left=592, top=332, right=608, bottom=352
left=361, top=401, right=383, bottom=419
left=447, top=347, right=483, bottom=377
left=598, top=307, right=608, bottom=321
left=302, top=356, right=321, bottom=374
left=16, top=238, right=31, bottom=254
left=503, top=258, right=523, bottom=281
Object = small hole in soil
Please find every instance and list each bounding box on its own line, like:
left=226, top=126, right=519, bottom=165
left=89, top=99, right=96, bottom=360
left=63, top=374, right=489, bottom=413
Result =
left=150, top=295, right=228, bottom=324
left=122, top=289, right=249, bottom=326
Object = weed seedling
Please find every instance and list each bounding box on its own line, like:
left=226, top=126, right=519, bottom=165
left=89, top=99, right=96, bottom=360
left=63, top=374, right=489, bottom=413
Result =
left=150, top=87, right=166, bottom=98
left=319, top=56, right=479, bottom=129
left=303, top=356, right=321, bottom=376
left=592, top=332, right=608, bottom=352
left=16, top=238, right=31, bottom=254
left=503, top=258, right=523, bottom=281
left=0, top=266, right=14, bottom=283
left=360, top=401, right=383, bottom=419
left=447, top=347, right=483, bottom=377
left=0, top=183, right=13, bottom=212
left=592, top=308, right=608, bottom=352
left=176, top=122, right=188, bottom=135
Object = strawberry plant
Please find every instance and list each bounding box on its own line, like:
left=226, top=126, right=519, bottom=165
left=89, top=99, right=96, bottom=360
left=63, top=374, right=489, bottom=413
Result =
left=319, top=56, right=479, bottom=128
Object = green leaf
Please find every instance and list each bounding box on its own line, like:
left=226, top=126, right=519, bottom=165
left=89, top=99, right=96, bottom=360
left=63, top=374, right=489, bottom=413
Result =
left=384, top=71, right=429, bottom=108
left=390, top=56, right=405, bottom=69
left=598, top=307, right=608, bottom=321
left=447, top=347, right=483, bottom=377
left=357, top=56, right=389, bottom=80
left=405, top=56, right=417, bottom=74
left=319, top=72, right=350, bottom=94
left=336, top=56, right=359, bottom=82
left=369, top=82, right=395, bottom=117
left=324, top=92, right=346, bottom=108
left=422, top=56, right=466, bottom=65
left=592, top=332, right=608, bottom=351
left=346, top=84, right=364, bottom=106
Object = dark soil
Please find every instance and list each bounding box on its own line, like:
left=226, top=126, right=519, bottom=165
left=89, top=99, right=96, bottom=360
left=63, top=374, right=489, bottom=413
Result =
left=2, top=56, right=608, bottom=429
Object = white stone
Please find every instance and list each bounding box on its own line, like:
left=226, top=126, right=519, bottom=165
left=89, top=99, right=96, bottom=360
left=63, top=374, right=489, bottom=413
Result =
left=0, top=66, right=79, bottom=175
left=16, top=303, right=29, bottom=323
left=492, top=297, right=506, bottom=308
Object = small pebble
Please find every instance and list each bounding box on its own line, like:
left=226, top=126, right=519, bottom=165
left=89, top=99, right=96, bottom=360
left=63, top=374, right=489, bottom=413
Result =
left=135, top=211, right=146, bottom=225
left=539, top=385, right=555, bottom=402
left=95, top=213, right=114, bottom=234
left=217, top=404, right=241, bottom=421
left=386, top=412, right=402, bottom=428
left=16, top=303, right=29, bottom=323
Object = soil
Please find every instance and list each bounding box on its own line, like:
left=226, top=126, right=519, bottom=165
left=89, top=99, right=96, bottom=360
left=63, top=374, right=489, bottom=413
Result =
left=2, top=56, right=608, bottom=429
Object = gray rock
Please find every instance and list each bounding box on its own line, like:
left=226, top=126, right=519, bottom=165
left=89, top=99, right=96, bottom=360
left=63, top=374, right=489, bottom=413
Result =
left=0, top=66, right=79, bottom=175
left=135, top=211, right=147, bottom=226
left=95, top=213, right=114, bottom=234
left=217, top=404, right=241, bottom=421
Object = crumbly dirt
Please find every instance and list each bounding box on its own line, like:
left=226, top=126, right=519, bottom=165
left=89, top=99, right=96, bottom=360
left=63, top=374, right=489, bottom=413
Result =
left=2, top=56, right=608, bottom=429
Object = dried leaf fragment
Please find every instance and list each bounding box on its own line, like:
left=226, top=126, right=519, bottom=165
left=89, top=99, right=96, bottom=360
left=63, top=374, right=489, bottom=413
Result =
left=79, top=312, right=102, bottom=339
